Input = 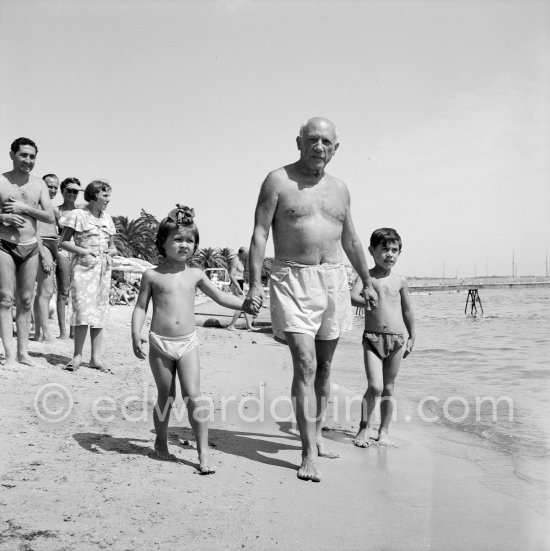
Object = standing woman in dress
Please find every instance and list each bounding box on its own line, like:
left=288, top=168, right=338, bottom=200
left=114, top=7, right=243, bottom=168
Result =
left=55, top=177, right=82, bottom=339
left=59, top=180, right=117, bottom=372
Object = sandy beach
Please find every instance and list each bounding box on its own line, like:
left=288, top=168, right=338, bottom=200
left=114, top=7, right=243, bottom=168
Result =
left=1, top=300, right=548, bottom=550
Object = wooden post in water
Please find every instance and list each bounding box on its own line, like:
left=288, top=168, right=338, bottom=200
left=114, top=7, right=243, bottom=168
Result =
left=465, top=289, right=483, bottom=316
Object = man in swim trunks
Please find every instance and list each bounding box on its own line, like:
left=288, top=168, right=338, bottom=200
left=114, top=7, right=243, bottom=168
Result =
left=0, top=138, right=55, bottom=369
left=243, top=117, right=378, bottom=482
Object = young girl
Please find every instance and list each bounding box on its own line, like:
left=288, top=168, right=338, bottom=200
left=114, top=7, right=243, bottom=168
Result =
left=131, top=205, right=259, bottom=474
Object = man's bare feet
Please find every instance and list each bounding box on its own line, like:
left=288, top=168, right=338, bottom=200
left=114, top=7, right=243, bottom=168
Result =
left=17, top=355, right=38, bottom=367
left=297, top=456, right=321, bottom=482
left=375, top=431, right=396, bottom=447
left=63, top=357, right=81, bottom=371
left=1, top=360, right=19, bottom=372
left=198, top=452, right=216, bottom=475
left=247, top=325, right=261, bottom=332
left=226, top=325, right=237, bottom=331
left=316, top=441, right=339, bottom=458
left=353, top=426, right=376, bottom=448
left=154, top=438, right=177, bottom=461
left=90, top=364, right=113, bottom=374
left=58, top=334, right=70, bottom=340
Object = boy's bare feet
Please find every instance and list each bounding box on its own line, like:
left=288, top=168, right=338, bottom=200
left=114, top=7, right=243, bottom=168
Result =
left=316, top=440, right=339, bottom=458
left=297, top=456, right=321, bottom=482
left=353, top=426, right=377, bottom=448
left=376, top=431, right=396, bottom=447
left=226, top=325, right=237, bottom=331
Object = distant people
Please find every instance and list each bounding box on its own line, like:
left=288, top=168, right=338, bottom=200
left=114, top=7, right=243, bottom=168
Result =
left=55, top=177, right=82, bottom=338
left=243, top=117, right=377, bottom=482
left=227, top=247, right=259, bottom=331
left=131, top=205, right=260, bottom=473
left=59, top=180, right=117, bottom=372
left=0, top=138, right=55, bottom=369
left=33, top=174, right=61, bottom=342
left=350, top=228, right=415, bottom=447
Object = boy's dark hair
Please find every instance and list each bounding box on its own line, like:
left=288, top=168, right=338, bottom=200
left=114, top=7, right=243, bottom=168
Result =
left=84, top=179, right=112, bottom=202
left=11, top=137, right=38, bottom=154
left=370, top=227, right=402, bottom=250
left=155, top=218, right=200, bottom=257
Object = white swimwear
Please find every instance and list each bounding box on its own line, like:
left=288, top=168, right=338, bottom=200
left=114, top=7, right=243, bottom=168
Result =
left=149, top=330, right=199, bottom=361
left=269, top=258, right=352, bottom=342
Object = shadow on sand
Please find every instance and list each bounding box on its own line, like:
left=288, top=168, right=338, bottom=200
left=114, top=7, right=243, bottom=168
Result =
left=74, top=422, right=301, bottom=474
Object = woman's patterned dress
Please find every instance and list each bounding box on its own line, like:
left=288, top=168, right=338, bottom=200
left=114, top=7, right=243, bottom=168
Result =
left=62, top=208, right=116, bottom=328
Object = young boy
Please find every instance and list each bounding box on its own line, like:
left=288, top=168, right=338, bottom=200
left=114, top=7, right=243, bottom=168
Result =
left=350, top=228, right=415, bottom=447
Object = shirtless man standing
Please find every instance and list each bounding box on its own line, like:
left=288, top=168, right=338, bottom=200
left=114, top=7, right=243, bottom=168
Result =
left=0, top=138, right=55, bottom=369
left=244, top=117, right=377, bottom=482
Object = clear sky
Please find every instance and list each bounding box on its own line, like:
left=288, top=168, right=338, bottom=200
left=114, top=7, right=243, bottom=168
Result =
left=2, top=0, right=548, bottom=277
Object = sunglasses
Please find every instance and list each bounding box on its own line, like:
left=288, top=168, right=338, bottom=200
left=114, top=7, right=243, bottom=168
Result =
left=65, top=189, right=79, bottom=194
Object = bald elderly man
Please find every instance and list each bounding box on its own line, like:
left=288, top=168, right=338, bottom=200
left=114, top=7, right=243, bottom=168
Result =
left=244, top=117, right=377, bottom=482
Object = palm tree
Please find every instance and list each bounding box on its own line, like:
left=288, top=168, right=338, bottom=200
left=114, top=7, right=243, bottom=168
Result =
left=113, top=213, right=159, bottom=264
left=216, top=247, right=236, bottom=270
left=196, top=247, right=224, bottom=270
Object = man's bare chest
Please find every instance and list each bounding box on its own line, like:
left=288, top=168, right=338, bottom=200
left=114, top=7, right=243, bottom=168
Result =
left=278, top=188, right=346, bottom=222
left=0, top=181, right=40, bottom=206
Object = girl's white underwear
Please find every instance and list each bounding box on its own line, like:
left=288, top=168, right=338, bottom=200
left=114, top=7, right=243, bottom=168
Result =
left=149, top=330, right=198, bottom=361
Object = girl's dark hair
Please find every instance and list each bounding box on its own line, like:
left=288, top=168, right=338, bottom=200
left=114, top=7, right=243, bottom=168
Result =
left=155, top=218, right=200, bottom=257
left=60, top=177, right=81, bottom=192
left=370, top=227, right=402, bottom=250
left=84, top=179, right=112, bottom=202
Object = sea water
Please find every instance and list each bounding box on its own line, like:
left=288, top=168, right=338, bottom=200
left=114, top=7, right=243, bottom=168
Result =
left=333, top=287, right=550, bottom=514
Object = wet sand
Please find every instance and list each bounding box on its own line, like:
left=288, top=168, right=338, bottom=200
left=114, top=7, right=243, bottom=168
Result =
left=0, top=301, right=548, bottom=550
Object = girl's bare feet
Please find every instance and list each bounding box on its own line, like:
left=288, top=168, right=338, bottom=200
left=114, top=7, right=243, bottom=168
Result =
left=198, top=452, right=216, bottom=475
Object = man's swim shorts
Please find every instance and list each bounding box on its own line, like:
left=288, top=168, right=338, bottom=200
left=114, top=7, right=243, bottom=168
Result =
left=269, top=258, right=352, bottom=342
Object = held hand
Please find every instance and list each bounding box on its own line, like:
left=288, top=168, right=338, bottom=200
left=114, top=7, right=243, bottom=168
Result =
left=403, top=338, right=414, bottom=358
left=2, top=213, right=26, bottom=228
left=243, top=285, right=264, bottom=315
left=132, top=336, right=147, bottom=359
left=363, top=284, right=378, bottom=311
left=3, top=198, right=27, bottom=215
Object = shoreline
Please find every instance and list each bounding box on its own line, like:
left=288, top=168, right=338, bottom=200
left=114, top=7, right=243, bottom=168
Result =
left=0, top=303, right=548, bottom=549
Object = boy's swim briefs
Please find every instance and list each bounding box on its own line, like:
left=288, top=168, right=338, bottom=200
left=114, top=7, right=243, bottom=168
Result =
left=362, top=331, right=405, bottom=360
left=269, top=258, right=352, bottom=342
